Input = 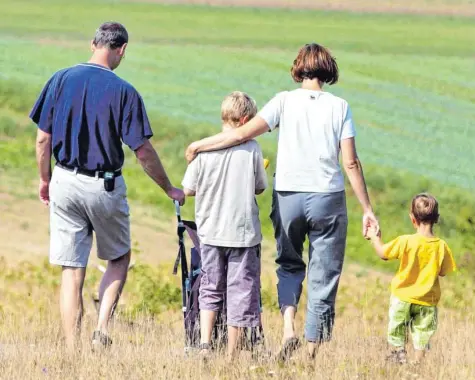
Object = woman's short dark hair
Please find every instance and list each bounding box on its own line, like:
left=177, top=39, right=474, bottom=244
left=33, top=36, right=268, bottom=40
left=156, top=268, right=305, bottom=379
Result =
left=291, top=43, right=339, bottom=85
left=93, top=22, right=128, bottom=50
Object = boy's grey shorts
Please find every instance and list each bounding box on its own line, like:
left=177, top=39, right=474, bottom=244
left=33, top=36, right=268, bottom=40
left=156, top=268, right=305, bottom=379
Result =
left=49, top=166, right=131, bottom=268
left=199, top=244, right=261, bottom=328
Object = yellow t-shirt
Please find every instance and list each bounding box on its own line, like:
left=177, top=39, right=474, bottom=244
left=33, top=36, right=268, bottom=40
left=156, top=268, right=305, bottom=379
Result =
left=383, top=234, right=456, bottom=306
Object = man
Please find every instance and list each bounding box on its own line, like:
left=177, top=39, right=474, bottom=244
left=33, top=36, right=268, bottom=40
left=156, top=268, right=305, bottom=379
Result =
left=31, top=22, right=185, bottom=351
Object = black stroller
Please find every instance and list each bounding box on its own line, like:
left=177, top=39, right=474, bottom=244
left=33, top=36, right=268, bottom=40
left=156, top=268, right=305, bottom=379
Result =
left=172, top=201, right=265, bottom=353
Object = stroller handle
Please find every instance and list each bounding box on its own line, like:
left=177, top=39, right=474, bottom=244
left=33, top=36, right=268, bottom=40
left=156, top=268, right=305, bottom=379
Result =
left=174, top=200, right=182, bottom=224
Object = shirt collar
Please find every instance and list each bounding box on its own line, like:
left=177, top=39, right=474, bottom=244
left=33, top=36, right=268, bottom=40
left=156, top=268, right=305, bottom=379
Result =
left=77, top=63, right=114, bottom=73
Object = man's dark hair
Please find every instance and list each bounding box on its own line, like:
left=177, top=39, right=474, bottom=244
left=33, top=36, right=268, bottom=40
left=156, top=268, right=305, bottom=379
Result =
left=93, top=22, right=128, bottom=50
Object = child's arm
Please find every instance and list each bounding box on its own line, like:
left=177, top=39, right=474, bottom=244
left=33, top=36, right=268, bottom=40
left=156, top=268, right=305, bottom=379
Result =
left=367, top=226, right=387, bottom=260
left=182, top=156, right=200, bottom=198
left=370, top=236, right=388, bottom=260
left=439, top=243, right=457, bottom=277
left=254, top=144, right=268, bottom=196
left=184, top=188, right=196, bottom=197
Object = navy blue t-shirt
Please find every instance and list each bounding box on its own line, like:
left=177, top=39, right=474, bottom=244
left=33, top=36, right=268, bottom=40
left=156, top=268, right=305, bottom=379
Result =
left=30, top=63, right=153, bottom=171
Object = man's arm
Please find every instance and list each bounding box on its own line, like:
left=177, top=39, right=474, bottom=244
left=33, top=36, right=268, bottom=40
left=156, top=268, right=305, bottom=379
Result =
left=135, top=140, right=185, bottom=204
left=36, top=129, right=52, bottom=205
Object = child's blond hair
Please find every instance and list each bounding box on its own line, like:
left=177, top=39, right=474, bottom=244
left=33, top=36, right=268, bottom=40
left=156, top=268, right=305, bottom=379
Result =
left=411, top=193, right=439, bottom=224
left=221, top=91, right=257, bottom=127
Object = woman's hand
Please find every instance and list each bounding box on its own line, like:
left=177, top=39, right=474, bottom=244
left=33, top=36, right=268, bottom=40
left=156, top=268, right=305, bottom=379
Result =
left=185, top=142, right=199, bottom=164
left=363, top=210, right=379, bottom=239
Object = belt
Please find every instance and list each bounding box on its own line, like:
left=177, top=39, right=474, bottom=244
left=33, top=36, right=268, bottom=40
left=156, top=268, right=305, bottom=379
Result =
left=56, top=163, right=122, bottom=178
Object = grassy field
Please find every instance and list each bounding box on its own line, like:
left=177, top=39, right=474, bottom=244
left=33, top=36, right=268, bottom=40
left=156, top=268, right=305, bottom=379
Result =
left=0, top=0, right=474, bottom=378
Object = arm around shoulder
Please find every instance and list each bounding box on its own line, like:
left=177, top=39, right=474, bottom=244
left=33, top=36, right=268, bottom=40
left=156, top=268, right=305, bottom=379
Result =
left=186, top=116, right=270, bottom=163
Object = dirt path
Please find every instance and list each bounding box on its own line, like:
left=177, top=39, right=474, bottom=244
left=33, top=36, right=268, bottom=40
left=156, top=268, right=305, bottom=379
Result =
left=0, top=193, right=276, bottom=269
left=0, top=193, right=179, bottom=266
left=128, top=0, right=475, bottom=17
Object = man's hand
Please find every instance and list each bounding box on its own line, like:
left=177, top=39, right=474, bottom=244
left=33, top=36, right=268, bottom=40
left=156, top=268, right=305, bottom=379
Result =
left=167, top=187, right=185, bottom=206
left=185, top=142, right=199, bottom=164
left=39, top=179, right=50, bottom=206
left=363, top=210, right=379, bottom=240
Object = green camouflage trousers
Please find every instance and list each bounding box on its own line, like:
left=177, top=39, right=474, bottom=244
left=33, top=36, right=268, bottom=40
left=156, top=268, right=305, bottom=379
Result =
left=387, top=296, right=438, bottom=351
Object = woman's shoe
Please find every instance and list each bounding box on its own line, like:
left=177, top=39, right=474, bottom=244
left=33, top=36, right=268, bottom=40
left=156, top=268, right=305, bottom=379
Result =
left=276, top=337, right=301, bottom=362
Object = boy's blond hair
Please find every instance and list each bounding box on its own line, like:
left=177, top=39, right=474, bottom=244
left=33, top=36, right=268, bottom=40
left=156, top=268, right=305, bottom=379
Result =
left=221, top=91, right=257, bottom=127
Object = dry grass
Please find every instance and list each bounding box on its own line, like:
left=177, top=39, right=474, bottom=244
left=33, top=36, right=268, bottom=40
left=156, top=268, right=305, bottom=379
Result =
left=1, top=196, right=473, bottom=379
left=1, top=307, right=474, bottom=379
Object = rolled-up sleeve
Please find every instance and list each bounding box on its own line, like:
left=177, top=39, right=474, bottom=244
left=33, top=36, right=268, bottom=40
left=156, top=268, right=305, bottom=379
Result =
left=121, top=91, right=153, bottom=151
left=257, top=91, right=287, bottom=131
left=254, top=144, right=268, bottom=191
left=341, top=103, right=356, bottom=140
left=30, top=76, right=57, bottom=134
left=182, top=156, right=200, bottom=192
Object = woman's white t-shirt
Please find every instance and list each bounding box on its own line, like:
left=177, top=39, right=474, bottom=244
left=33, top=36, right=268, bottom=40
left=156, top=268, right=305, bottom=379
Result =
left=258, top=89, right=356, bottom=193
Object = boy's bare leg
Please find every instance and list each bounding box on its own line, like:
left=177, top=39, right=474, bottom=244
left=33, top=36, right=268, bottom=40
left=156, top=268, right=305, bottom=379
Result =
left=414, top=349, right=425, bottom=362
left=200, top=310, right=218, bottom=350
left=60, top=267, right=87, bottom=352
left=283, top=306, right=297, bottom=342
left=96, top=251, right=131, bottom=335
left=227, top=326, right=241, bottom=360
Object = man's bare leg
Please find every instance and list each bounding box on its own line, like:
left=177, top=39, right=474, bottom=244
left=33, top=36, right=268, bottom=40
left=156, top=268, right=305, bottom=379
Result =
left=96, top=251, right=131, bottom=336
left=60, top=266, right=87, bottom=352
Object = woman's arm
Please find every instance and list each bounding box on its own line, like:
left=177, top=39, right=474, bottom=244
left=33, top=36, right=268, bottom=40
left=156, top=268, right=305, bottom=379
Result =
left=340, top=137, right=378, bottom=237
left=185, top=116, right=270, bottom=163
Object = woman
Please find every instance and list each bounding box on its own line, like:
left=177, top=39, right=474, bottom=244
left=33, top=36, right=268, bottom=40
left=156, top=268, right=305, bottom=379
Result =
left=185, top=43, right=378, bottom=360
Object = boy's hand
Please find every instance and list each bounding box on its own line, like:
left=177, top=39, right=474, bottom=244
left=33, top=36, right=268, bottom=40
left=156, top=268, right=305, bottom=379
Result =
left=363, top=210, right=379, bottom=240
left=366, top=224, right=381, bottom=240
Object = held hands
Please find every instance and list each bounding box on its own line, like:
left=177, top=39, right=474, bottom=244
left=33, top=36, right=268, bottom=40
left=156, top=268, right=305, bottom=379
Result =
left=362, top=210, right=379, bottom=240
left=365, top=224, right=381, bottom=240
left=167, top=187, right=185, bottom=206
left=38, top=180, right=50, bottom=206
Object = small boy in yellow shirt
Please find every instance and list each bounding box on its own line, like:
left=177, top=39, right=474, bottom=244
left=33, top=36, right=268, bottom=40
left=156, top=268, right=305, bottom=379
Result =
left=367, top=193, right=456, bottom=364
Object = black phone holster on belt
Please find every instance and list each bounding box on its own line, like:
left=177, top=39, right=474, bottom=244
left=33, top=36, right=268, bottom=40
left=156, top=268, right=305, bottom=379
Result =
left=104, top=172, right=115, bottom=192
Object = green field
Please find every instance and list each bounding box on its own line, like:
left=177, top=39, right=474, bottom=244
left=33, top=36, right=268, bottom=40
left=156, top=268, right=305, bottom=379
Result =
left=1, top=1, right=475, bottom=378
left=1, top=0, right=474, bottom=269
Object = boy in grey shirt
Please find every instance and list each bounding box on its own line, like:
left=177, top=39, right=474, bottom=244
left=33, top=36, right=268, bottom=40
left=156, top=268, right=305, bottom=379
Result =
left=182, top=91, right=267, bottom=360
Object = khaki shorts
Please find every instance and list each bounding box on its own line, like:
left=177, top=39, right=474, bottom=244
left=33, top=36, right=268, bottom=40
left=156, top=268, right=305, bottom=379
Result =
left=49, top=166, right=131, bottom=268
